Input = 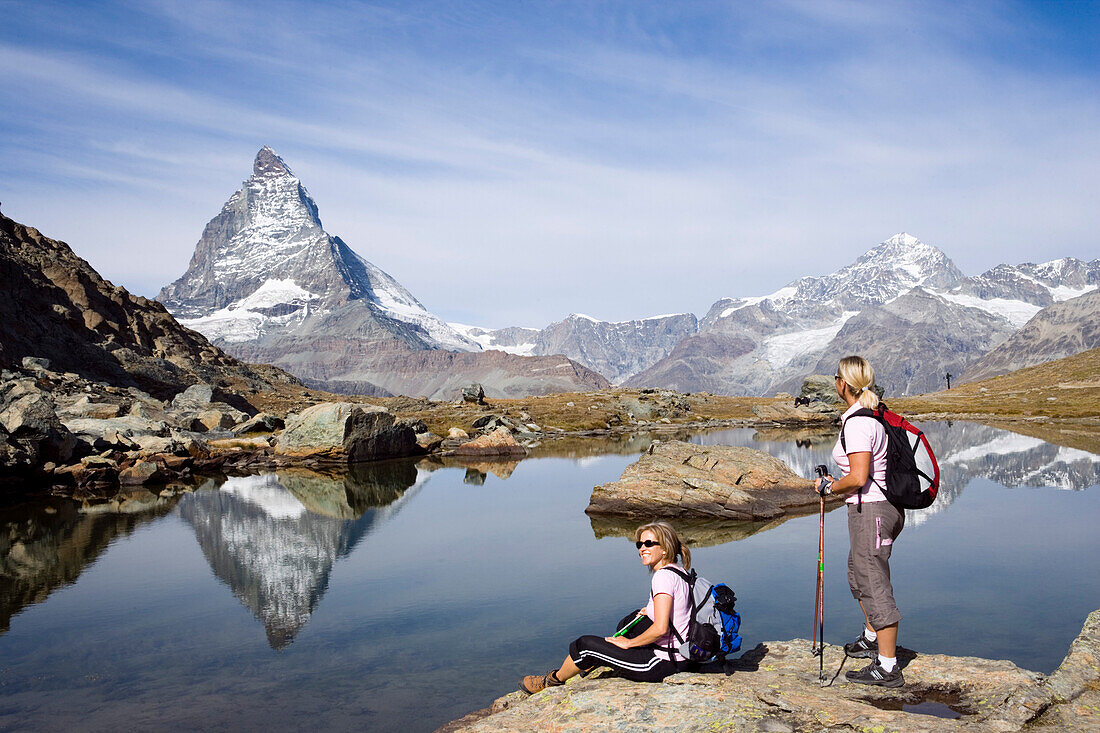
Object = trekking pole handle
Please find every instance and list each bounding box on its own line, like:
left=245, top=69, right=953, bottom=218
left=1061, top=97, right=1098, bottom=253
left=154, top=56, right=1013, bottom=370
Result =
left=814, top=465, right=832, bottom=496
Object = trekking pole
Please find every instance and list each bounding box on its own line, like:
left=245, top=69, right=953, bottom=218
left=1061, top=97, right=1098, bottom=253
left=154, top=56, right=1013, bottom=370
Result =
left=613, top=613, right=646, bottom=638
left=814, top=465, right=831, bottom=686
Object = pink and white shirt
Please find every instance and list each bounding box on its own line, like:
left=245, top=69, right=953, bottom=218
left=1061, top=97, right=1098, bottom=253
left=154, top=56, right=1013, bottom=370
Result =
left=832, top=403, right=889, bottom=504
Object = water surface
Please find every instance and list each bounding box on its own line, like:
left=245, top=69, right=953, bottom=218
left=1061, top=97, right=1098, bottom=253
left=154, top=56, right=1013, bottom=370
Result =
left=1, top=421, right=1097, bottom=731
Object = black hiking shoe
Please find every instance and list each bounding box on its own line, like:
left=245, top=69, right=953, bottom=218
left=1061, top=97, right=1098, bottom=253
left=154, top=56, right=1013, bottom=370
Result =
left=843, top=633, right=878, bottom=658
left=845, top=659, right=904, bottom=688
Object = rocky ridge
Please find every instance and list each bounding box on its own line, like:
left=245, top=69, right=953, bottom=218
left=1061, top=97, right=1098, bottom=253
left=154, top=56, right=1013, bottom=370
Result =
left=962, top=289, right=1100, bottom=383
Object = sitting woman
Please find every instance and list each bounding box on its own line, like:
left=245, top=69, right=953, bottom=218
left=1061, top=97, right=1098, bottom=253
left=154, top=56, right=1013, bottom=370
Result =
left=520, top=520, right=692, bottom=694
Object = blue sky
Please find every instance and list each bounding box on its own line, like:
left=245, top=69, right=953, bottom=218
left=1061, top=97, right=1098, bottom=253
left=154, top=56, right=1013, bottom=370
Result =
left=2, top=0, right=1098, bottom=327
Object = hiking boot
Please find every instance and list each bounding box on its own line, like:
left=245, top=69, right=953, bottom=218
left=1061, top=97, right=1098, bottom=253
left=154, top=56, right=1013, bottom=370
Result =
left=845, top=659, right=904, bottom=688
left=519, top=670, right=564, bottom=694
left=843, top=633, right=878, bottom=658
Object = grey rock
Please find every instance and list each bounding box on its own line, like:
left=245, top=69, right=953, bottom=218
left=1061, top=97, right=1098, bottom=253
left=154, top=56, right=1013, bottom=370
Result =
left=342, top=408, right=420, bottom=463
left=0, top=390, right=76, bottom=464
left=63, top=416, right=171, bottom=441
left=171, top=384, right=214, bottom=408
left=275, top=401, right=384, bottom=456
left=462, top=383, right=486, bottom=404
left=21, top=357, right=52, bottom=372
left=799, top=374, right=842, bottom=404
left=59, top=395, right=123, bottom=419
left=231, top=412, right=285, bottom=435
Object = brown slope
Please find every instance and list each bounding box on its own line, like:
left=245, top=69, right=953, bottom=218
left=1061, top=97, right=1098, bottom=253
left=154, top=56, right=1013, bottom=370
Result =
left=961, top=289, right=1100, bottom=383
left=623, top=332, right=757, bottom=394
left=892, top=346, right=1100, bottom=421
left=228, top=337, right=611, bottom=400
left=0, top=208, right=299, bottom=404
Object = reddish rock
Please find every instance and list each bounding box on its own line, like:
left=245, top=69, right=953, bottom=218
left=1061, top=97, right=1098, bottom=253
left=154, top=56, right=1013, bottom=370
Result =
left=119, top=460, right=162, bottom=485
left=587, top=439, right=834, bottom=521
left=454, top=427, right=527, bottom=457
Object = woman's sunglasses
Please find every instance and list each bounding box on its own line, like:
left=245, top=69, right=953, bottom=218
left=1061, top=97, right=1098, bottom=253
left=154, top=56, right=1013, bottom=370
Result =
left=636, top=540, right=661, bottom=548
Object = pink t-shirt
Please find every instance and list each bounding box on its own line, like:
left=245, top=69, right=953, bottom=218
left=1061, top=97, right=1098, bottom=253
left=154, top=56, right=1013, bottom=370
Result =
left=832, top=403, right=888, bottom=504
left=644, top=564, right=692, bottom=661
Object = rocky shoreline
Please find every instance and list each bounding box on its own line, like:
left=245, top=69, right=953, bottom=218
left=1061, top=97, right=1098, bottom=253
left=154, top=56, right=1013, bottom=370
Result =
left=439, top=608, right=1100, bottom=733
left=4, top=359, right=1099, bottom=507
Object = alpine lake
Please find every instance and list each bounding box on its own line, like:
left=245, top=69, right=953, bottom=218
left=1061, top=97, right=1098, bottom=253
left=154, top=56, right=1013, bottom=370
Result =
left=1, top=421, right=1098, bottom=732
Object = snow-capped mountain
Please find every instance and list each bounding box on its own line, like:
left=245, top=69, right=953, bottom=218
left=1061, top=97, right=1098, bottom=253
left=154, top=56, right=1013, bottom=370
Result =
left=702, top=233, right=964, bottom=329
left=938, top=258, right=1099, bottom=328
left=449, top=324, right=541, bottom=356
left=159, top=147, right=478, bottom=352
left=631, top=233, right=967, bottom=395
left=158, top=148, right=613, bottom=398
left=453, top=313, right=699, bottom=384
left=961, top=288, right=1100, bottom=382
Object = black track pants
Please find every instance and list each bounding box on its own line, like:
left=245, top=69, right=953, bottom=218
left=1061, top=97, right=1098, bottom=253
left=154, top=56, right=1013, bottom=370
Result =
left=567, top=612, right=679, bottom=683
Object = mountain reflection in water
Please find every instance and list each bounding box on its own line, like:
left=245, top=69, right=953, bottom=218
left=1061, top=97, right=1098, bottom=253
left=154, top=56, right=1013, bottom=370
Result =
left=176, top=461, right=423, bottom=649
left=692, top=420, right=1100, bottom=527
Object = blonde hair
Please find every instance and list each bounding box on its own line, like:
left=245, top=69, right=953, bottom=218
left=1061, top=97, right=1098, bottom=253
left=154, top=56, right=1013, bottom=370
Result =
left=837, top=355, right=880, bottom=410
left=635, top=521, right=691, bottom=571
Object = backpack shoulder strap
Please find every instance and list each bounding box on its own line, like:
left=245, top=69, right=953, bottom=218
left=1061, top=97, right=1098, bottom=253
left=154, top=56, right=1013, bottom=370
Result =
left=839, top=407, right=876, bottom=452
left=654, top=566, right=693, bottom=646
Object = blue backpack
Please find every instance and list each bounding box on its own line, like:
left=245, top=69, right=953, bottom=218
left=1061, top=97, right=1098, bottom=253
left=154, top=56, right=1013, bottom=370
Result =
left=661, top=566, right=742, bottom=663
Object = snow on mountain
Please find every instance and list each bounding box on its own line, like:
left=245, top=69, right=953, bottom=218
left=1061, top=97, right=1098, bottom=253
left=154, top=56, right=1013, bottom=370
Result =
left=160, top=146, right=478, bottom=353
left=939, top=257, right=1099, bottom=327
left=704, top=233, right=964, bottom=330
left=449, top=323, right=540, bottom=356
left=760, top=312, right=859, bottom=368
left=449, top=313, right=699, bottom=384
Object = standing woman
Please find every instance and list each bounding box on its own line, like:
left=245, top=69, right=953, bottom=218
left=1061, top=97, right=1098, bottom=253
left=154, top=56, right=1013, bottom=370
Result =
left=814, top=355, right=905, bottom=688
left=519, top=521, right=692, bottom=693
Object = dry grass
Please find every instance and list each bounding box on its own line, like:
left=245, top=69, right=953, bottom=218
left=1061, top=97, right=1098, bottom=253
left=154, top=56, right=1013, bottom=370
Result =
left=378, top=389, right=766, bottom=436
left=892, top=347, right=1100, bottom=422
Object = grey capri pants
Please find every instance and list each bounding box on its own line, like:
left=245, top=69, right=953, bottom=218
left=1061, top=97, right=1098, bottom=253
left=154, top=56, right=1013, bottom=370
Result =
left=847, top=500, right=904, bottom=630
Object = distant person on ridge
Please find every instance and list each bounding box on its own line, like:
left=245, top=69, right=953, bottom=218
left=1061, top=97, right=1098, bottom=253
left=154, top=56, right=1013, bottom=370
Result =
left=518, top=521, right=693, bottom=693
left=814, top=355, right=906, bottom=688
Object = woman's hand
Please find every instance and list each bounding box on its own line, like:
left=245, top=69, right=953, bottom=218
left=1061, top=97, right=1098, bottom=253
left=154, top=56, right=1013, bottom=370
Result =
left=813, top=476, right=835, bottom=491
left=604, top=635, right=632, bottom=649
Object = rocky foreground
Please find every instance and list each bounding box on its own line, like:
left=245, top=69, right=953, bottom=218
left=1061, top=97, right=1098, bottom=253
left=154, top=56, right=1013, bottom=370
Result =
left=440, top=609, right=1100, bottom=733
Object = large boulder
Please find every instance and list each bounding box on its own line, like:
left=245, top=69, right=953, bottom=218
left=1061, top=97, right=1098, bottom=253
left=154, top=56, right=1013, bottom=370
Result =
left=454, top=426, right=528, bottom=457
left=0, top=385, right=76, bottom=465
left=276, top=401, right=418, bottom=462
left=276, top=402, right=379, bottom=456
left=171, top=383, right=214, bottom=409
left=462, top=383, right=486, bottom=404
left=799, top=374, right=843, bottom=404
left=342, top=407, right=420, bottom=463
left=587, top=440, right=830, bottom=520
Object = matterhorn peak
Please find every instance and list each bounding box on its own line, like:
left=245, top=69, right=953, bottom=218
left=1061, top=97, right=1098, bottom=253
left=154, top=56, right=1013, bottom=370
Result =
left=158, top=148, right=479, bottom=353
left=253, top=146, right=294, bottom=178
left=883, top=232, right=922, bottom=247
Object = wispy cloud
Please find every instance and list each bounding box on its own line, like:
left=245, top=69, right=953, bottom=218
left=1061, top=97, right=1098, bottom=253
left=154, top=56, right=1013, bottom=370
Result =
left=1, top=0, right=1097, bottom=326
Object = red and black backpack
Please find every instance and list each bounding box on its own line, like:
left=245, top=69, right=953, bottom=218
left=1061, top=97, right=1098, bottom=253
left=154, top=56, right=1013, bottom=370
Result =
left=840, top=404, right=941, bottom=510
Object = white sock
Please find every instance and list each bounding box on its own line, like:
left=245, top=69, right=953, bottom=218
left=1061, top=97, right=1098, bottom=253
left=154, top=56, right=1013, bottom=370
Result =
left=863, top=628, right=877, bottom=642
left=878, top=655, right=897, bottom=672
